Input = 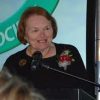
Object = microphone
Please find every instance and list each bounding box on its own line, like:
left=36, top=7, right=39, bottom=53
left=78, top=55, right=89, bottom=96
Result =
left=31, top=51, right=42, bottom=69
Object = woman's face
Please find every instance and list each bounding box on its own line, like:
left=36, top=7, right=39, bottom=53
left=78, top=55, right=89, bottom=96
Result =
left=25, top=15, right=53, bottom=51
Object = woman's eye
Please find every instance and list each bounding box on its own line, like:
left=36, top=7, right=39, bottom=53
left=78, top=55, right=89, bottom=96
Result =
left=45, top=27, right=50, bottom=30
left=33, top=29, right=38, bottom=32
left=30, top=29, right=38, bottom=33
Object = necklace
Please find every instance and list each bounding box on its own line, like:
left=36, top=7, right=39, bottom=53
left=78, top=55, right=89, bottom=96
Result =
left=42, top=43, right=56, bottom=58
left=27, top=45, right=52, bottom=58
left=42, top=46, right=51, bottom=58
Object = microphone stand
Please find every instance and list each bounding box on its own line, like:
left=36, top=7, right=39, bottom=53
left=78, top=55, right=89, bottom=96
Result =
left=42, top=64, right=100, bottom=90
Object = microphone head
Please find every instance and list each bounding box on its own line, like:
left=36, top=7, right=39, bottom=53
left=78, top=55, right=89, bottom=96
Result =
left=32, top=51, right=42, bottom=61
left=31, top=51, right=42, bottom=69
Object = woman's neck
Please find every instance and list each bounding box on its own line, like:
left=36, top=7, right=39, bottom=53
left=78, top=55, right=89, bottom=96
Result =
left=26, top=43, right=56, bottom=58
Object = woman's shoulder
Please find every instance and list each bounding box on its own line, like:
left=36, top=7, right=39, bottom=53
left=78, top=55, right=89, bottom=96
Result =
left=54, top=43, right=81, bottom=59
left=54, top=43, right=78, bottom=52
left=3, top=47, right=27, bottom=70
left=5, top=48, right=27, bottom=61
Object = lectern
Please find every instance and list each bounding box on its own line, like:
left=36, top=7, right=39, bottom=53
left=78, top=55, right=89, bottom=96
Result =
left=39, top=88, right=96, bottom=100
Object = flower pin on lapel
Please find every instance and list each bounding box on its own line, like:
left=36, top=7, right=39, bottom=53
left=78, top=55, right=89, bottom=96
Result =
left=58, top=50, right=75, bottom=70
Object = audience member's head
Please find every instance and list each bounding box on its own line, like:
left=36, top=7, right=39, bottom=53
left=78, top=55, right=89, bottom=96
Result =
left=0, top=70, right=46, bottom=100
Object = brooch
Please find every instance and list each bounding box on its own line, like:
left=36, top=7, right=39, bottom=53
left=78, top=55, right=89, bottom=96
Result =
left=19, top=59, right=27, bottom=67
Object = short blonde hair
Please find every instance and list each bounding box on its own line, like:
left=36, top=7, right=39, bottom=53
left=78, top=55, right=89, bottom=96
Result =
left=0, top=70, right=46, bottom=100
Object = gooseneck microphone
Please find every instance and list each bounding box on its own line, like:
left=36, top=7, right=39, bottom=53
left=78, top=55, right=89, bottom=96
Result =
left=31, top=51, right=100, bottom=89
left=31, top=51, right=42, bottom=69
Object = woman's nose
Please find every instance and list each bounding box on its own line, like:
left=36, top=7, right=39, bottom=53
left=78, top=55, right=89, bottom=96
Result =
left=40, top=30, right=45, bottom=37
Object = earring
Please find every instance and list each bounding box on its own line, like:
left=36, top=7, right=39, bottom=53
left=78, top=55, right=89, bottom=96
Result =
left=24, top=36, right=27, bottom=40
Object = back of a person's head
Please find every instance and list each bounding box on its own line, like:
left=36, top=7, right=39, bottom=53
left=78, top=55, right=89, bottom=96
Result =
left=0, top=70, right=46, bottom=100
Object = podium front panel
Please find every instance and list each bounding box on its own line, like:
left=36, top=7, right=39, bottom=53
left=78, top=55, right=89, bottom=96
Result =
left=39, top=88, right=96, bottom=100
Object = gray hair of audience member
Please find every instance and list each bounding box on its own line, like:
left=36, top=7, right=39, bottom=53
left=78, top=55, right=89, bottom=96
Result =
left=0, top=70, right=46, bottom=100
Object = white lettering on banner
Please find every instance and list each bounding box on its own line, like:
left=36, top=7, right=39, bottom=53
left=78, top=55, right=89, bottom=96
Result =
left=0, top=22, right=18, bottom=46
left=0, top=32, right=5, bottom=46
left=5, top=26, right=15, bottom=41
